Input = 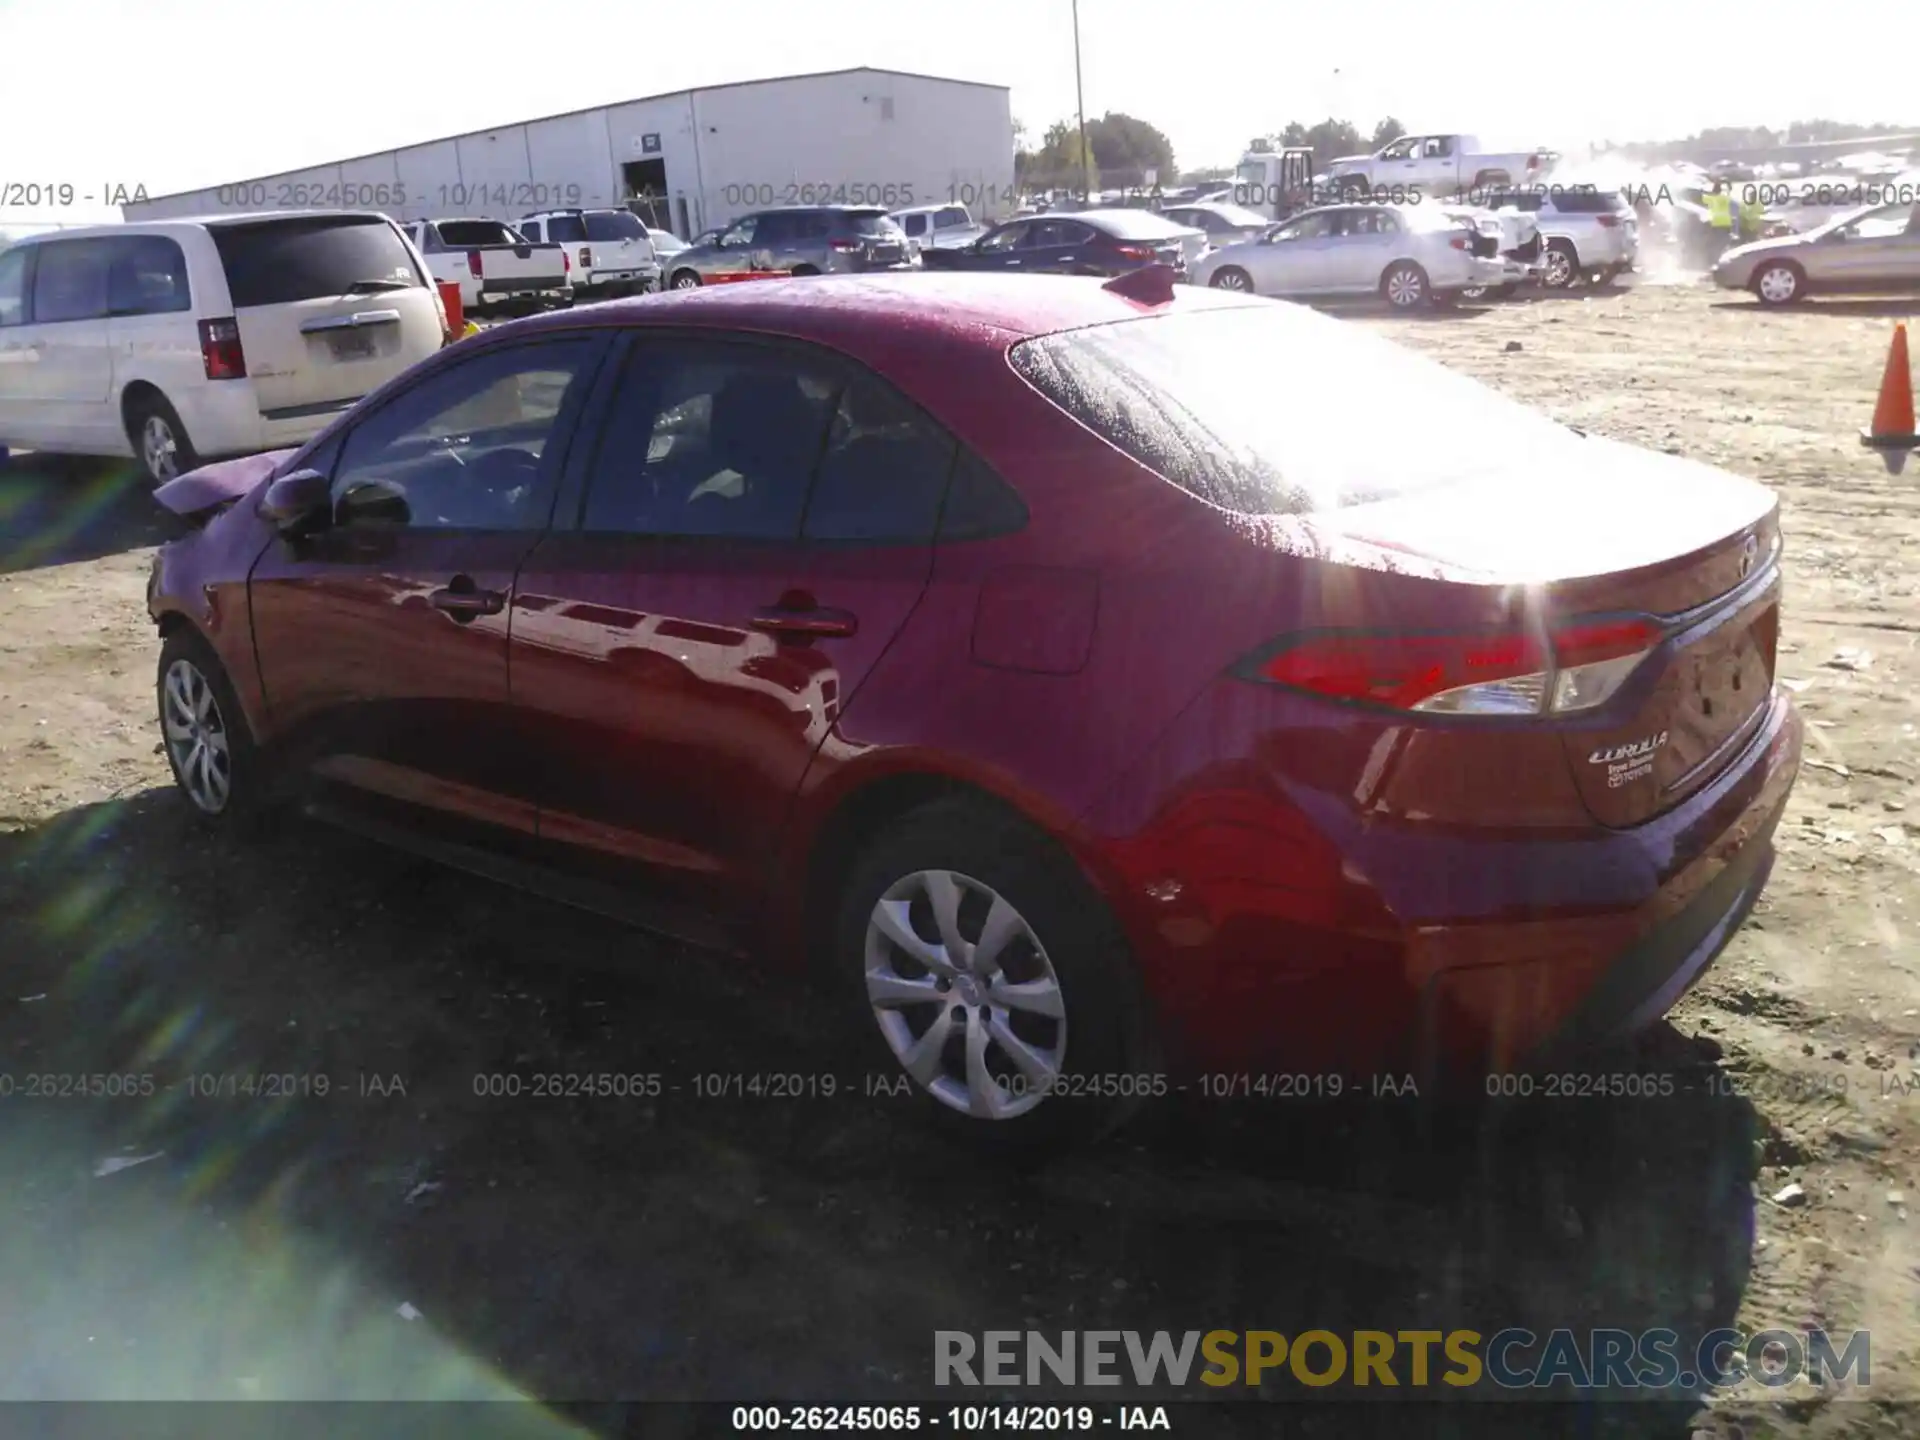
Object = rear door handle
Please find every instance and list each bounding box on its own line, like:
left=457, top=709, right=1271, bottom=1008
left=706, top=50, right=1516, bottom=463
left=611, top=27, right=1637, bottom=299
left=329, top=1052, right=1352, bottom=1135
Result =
left=749, top=605, right=858, bottom=639
left=430, top=579, right=506, bottom=621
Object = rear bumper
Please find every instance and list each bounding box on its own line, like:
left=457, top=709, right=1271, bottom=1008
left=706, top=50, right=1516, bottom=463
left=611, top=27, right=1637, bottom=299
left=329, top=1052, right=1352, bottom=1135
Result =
left=478, top=278, right=572, bottom=297
left=1087, top=686, right=1802, bottom=1080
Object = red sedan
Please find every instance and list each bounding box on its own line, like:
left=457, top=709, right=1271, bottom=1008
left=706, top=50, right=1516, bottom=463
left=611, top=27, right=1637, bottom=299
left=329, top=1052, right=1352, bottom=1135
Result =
left=147, top=270, right=1802, bottom=1148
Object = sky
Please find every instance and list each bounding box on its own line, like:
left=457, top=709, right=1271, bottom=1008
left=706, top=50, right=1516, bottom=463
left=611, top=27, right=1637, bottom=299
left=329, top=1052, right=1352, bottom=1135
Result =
left=0, top=0, right=1906, bottom=229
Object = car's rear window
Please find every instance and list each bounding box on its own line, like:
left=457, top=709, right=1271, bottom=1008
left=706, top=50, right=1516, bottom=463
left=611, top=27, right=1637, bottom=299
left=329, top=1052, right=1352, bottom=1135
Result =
left=212, top=216, right=423, bottom=307
left=843, top=209, right=904, bottom=237
left=1009, top=305, right=1569, bottom=515
left=583, top=210, right=646, bottom=241
left=436, top=220, right=523, bottom=247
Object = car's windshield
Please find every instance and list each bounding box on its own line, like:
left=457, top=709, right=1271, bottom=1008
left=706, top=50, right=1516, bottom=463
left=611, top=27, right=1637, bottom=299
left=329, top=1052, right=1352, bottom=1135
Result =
left=1010, top=304, right=1571, bottom=515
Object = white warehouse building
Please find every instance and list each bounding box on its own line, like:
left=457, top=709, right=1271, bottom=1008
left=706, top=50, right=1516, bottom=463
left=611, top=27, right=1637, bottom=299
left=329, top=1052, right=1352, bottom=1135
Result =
left=122, top=67, right=1015, bottom=241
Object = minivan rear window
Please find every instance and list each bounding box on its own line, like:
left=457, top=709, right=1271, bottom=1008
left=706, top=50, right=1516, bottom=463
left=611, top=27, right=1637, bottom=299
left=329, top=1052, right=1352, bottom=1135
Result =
left=583, top=211, right=646, bottom=241
left=1010, top=305, right=1570, bottom=515
left=211, top=216, right=424, bottom=308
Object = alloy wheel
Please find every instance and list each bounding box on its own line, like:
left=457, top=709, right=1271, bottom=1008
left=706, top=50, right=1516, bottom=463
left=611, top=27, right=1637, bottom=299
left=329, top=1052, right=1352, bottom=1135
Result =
left=162, top=658, right=232, bottom=813
left=1212, top=269, right=1250, bottom=292
left=864, top=868, right=1067, bottom=1120
left=672, top=272, right=700, bottom=290
left=1385, top=266, right=1425, bottom=308
left=1543, top=248, right=1574, bottom=287
left=143, top=415, right=180, bottom=482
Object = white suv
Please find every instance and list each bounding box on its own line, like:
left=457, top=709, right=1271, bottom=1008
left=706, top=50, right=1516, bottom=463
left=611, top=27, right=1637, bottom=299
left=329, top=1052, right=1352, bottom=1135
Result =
left=0, top=212, right=446, bottom=483
left=1483, top=185, right=1640, bottom=289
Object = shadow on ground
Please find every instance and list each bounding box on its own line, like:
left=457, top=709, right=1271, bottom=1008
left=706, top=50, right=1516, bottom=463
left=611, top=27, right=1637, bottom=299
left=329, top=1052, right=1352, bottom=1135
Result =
left=0, top=792, right=1764, bottom=1436
left=0, top=454, right=178, bottom=575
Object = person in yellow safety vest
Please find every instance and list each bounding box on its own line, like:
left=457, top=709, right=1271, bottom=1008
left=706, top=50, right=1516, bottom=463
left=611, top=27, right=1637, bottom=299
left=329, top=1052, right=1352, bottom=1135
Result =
left=1704, top=181, right=1736, bottom=253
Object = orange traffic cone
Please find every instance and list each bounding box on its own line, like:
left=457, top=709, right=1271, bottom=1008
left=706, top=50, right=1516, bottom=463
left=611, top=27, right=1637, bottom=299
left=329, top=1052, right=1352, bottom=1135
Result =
left=1861, top=322, right=1916, bottom=474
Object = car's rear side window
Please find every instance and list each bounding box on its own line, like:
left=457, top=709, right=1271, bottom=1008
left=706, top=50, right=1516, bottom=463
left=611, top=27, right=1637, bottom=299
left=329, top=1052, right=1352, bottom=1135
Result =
left=107, top=236, right=191, bottom=315
left=1009, top=305, right=1567, bottom=515
left=212, top=217, right=424, bottom=308
left=802, top=378, right=957, bottom=543
left=28, top=238, right=112, bottom=323
left=0, top=247, right=27, bottom=327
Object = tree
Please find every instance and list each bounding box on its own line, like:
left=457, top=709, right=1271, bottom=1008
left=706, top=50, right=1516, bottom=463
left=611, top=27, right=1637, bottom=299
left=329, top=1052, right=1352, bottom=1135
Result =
left=1276, top=118, right=1366, bottom=168
left=1370, top=117, right=1406, bottom=148
left=1033, top=119, right=1100, bottom=193
left=1085, top=112, right=1177, bottom=185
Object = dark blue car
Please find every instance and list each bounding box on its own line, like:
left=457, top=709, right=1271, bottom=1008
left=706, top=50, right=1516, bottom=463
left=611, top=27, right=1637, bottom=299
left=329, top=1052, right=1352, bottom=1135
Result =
left=919, top=208, right=1201, bottom=278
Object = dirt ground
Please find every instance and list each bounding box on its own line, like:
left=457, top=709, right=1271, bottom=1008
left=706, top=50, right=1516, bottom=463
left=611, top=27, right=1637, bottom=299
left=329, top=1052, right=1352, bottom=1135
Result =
left=2, top=280, right=1918, bottom=1438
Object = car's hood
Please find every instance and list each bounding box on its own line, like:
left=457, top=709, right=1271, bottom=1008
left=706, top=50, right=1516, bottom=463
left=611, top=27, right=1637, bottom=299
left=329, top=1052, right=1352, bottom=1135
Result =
left=1326, top=153, right=1371, bottom=167
left=154, top=449, right=298, bottom=520
left=1719, top=233, right=1808, bottom=264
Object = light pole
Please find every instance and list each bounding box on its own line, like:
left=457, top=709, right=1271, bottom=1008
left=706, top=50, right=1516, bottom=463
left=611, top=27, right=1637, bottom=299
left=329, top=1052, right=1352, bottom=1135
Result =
left=1072, top=0, right=1092, bottom=200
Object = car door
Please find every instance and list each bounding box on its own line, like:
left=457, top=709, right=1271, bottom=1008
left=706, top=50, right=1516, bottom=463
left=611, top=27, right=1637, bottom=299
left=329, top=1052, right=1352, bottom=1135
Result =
left=508, top=333, right=953, bottom=931
left=1322, top=207, right=1398, bottom=292
left=245, top=333, right=611, bottom=845
left=1021, top=220, right=1093, bottom=272
left=1375, top=136, right=1422, bottom=189
left=19, top=237, right=117, bottom=449
left=1249, top=211, right=1337, bottom=293
left=105, top=234, right=200, bottom=419
left=707, top=213, right=764, bottom=280
left=1822, top=204, right=1920, bottom=287
left=968, top=221, right=1030, bottom=269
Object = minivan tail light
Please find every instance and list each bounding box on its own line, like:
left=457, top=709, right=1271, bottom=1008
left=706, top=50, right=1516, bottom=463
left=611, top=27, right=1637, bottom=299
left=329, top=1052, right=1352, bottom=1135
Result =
left=198, top=318, right=246, bottom=380
left=1239, top=618, right=1663, bottom=717
left=467, top=249, right=484, bottom=277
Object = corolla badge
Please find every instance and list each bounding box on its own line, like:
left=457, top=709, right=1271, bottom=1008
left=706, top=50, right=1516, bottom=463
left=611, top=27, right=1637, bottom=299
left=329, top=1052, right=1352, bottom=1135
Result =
left=1589, top=731, right=1668, bottom=789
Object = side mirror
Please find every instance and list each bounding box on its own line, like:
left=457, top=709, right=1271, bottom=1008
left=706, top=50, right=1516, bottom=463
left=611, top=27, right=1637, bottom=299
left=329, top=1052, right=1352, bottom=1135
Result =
left=336, top=478, right=411, bottom=528
left=257, top=468, right=333, bottom=534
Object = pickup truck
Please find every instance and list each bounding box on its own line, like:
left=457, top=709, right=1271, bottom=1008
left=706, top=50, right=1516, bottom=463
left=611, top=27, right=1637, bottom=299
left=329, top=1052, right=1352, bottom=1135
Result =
left=517, top=209, right=661, bottom=300
left=1321, top=134, right=1558, bottom=201
left=404, top=218, right=571, bottom=316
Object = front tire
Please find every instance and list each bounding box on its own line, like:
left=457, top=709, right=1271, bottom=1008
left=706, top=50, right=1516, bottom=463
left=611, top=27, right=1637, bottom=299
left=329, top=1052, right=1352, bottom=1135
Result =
left=790, top=264, right=821, bottom=277
left=1209, top=266, right=1253, bottom=293
left=156, top=629, right=267, bottom=827
left=836, top=798, right=1150, bottom=1155
left=670, top=269, right=702, bottom=290
left=1752, top=260, right=1805, bottom=306
left=126, top=392, right=198, bottom=486
left=1381, top=260, right=1429, bottom=309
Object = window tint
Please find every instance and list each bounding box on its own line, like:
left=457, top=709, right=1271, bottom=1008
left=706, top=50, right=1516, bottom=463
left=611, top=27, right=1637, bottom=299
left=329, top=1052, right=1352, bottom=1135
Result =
left=0, top=247, right=27, bottom=327
left=937, top=449, right=1028, bottom=542
left=978, top=223, right=1026, bottom=252
left=721, top=216, right=758, bottom=246
left=29, top=239, right=112, bottom=323
left=583, top=210, right=646, bottom=241
left=900, top=213, right=928, bottom=237
left=580, top=340, right=839, bottom=539
left=795, top=211, right=834, bottom=240
left=330, top=339, right=598, bottom=531
left=213, top=217, right=423, bottom=307
left=844, top=210, right=902, bottom=237
left=547, top=215, right=588, bottom=244
left=936, top=207, right=971, bottom=229
left=1548, top=189, right=1630, bottom=214
left=107, top=236, right=191, bottom=315
left=803, top=378, right=956, bottom=542
left=1274, top=212, right=1336, bottom=241
left=519, top=219, right=544, bottom=241
left=1010, top=305, right=1571, bottom=516
left=437, top=220, right=523, bottom=247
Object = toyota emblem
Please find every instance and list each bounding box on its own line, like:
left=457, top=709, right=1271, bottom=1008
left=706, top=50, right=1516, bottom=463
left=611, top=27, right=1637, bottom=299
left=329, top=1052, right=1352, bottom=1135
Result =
left=1739, top=534, right=1758, bottom=577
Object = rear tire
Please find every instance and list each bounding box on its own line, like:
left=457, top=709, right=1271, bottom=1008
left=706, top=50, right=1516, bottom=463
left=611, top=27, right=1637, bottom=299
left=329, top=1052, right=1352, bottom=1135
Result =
left=835, top=798, right=1152, bottom=1157
left=791, top=264, right=821, bottom=277
left=126, top=391, right=198, bottom=487
left=1541, top=239, right=1579, bottom=289
left=1381, top=260, right=1429, bottom=309
left=1209, top=266, right=1253, bottom=292
left=156, top=628, right=271, bottom=830
left=670, top=269, right=701, bottom=290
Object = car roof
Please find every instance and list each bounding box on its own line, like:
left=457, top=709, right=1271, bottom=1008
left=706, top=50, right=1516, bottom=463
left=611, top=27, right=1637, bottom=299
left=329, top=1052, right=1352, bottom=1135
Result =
left=494, top=271, right=1259, bottom=351
left=5, top=210, right=392, bottom=242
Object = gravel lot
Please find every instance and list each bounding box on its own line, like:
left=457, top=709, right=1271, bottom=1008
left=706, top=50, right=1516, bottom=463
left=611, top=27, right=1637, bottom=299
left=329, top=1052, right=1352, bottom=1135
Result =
left=1, top=280, right=1918, bottom=1437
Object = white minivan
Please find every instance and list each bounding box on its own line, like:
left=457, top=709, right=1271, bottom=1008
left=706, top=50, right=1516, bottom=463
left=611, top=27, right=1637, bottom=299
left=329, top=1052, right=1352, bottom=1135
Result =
left=0, top=211, right=447, bottom=484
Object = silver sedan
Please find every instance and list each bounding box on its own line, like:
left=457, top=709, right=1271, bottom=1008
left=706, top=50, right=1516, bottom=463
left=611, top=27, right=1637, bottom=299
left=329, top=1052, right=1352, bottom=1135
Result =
left=1188, top=203, right=1509, bottom=309
left=1712, top=200, right=1920, bottom=305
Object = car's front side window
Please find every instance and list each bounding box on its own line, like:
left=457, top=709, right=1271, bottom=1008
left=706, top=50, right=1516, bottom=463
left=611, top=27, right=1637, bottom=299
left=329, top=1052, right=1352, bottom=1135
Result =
left=328, top=338, right=601, bottom=532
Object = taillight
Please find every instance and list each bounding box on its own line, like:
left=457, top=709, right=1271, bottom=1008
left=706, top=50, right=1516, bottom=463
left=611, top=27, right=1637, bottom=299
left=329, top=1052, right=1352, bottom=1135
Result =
left=1239, top=617, right=1662, bottom=717
left=579, top=246, right=593, bottom=268
left=198, top=318, right=246, bottom=380
left=562, top=251, right=571, bottom=273
left=1114, top=243, right=1155, bottom=260
left=1596, top=213, right=1621, bottom=228
left=1526, top=154, right=1541, bottom=171
left=467, top=249, right=484, bottom=277
left=829, top=238, right=861, bottom=253
left=1448, top=234, right=1469, bottom=250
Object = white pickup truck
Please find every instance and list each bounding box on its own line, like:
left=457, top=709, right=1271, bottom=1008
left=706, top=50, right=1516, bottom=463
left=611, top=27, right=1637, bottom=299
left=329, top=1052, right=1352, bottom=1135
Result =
left=1322, top=134, right=1559, bottom=201
left=404, top=218, right=571, bottom=316
left=517, top=208, right=661, bottom=300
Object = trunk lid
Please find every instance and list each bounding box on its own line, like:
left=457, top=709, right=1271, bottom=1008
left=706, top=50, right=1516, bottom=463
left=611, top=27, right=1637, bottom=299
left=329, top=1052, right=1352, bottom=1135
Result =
left=1302, top=437, right=1780, bottom=827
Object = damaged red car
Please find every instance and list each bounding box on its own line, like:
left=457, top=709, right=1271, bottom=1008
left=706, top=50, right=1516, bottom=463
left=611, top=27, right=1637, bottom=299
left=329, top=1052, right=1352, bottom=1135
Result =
left=147, top=270, right=1802, bottom=1148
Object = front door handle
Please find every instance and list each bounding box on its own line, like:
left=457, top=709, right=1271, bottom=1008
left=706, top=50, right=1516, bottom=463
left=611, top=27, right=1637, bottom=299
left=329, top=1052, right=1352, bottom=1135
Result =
left=749, top=605, right=858, bottom=640
left=430, top=577, right=506, bottom=622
